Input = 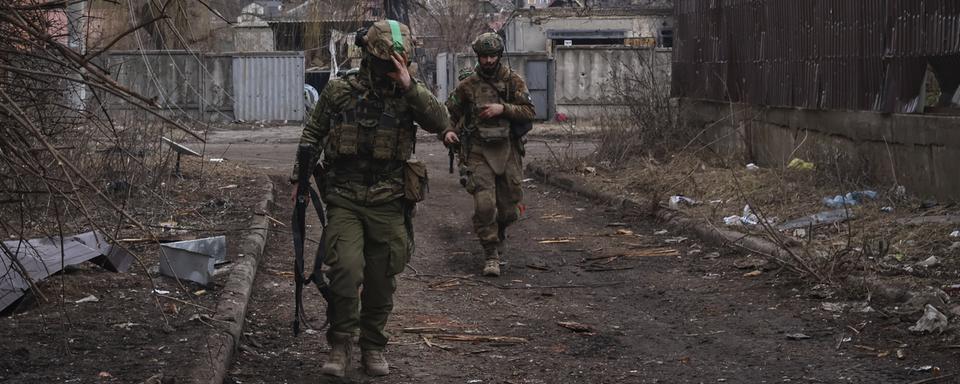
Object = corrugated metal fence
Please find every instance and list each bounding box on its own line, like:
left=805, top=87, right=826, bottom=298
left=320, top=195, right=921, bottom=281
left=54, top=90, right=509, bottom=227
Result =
left=672, top=0, right=960, bottom=113
left=101, top=51, right=304, bottom=122
left=232, top=52, right=304, bottom=122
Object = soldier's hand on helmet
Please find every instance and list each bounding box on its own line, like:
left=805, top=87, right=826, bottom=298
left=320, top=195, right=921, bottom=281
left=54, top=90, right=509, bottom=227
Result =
left=479, top=103, right=504, bottom=119
left=386, top=52, right=412, bottom=91
left=444, top=131, right=460, bottom=145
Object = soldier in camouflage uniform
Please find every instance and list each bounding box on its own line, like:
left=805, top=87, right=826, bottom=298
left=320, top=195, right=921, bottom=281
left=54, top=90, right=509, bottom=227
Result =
left=443, top=32, right=536, bottom=277
left=291, top=20, right=449, bottom=377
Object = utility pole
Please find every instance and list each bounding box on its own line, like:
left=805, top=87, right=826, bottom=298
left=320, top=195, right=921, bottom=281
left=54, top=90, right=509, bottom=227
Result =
left=383, top=0, right=409, bottom=24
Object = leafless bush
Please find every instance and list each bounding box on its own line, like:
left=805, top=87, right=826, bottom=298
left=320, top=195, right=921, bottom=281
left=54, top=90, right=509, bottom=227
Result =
left=595, top=48, right=695, bottom=164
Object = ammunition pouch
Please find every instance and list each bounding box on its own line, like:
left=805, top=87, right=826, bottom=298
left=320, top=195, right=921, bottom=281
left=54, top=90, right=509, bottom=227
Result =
left=476, top=125, right=510, bottom=142
left=403, top=159, right=428, bottom=202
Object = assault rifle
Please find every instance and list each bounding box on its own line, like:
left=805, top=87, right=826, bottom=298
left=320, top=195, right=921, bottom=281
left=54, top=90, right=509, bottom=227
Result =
left=291, top=144, right=332, bottom=336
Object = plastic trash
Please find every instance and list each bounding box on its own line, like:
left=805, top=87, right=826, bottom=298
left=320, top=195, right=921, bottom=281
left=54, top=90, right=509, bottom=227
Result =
left=822, top=190, right=878, bottom=208
left=778, top=209, right=854, bottom=230
left=908, top=304, right=948, bottom=333
left=917, top=256, right=940, bottom=268
left=787, top=158, right=815, bottom=170
left=723, top=205, right=765, bottom=226
left=880, top=206, right=894, bottom=213
left=668, top=195, right=698, bottom=209
left=950, top=230, right=960, bottom=238
left=723, top=215, right=743, bottom=226
left=745, top=163, right=760, bottom=171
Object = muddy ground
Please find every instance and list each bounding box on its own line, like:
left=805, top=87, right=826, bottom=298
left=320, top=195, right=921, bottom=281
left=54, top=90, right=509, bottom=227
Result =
left=1, top=126, right=958, bottom=383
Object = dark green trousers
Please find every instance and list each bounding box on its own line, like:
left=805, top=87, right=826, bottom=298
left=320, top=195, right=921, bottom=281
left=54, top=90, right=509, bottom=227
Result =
left=322, top=195, right=411, bottom=350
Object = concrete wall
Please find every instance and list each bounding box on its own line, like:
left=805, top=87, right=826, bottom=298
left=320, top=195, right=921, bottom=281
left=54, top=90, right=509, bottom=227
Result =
left=684, top=99, right=960, bottom=200
left=504, top=14, right=671, bottom=53
left=234, top=22, right=276, bottom=52
left=448, top=47, right=671, bottom=121
left=554, top=46, right=671, bottom=121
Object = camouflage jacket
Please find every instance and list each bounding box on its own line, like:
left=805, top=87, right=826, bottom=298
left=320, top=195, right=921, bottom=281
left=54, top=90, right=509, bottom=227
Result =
left=444, top=64, right=535, bottom=174
left=443, top=64, right=535, bottom=140
left=293, top=69, right=449, bottom=206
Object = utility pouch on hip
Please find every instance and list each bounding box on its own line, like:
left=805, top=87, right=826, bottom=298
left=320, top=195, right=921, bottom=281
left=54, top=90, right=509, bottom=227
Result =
left=403, top=159, right=428, bottom=202
left=476, top=125, right=510, bottom=142
left=510, top=120, right=533, bottom=138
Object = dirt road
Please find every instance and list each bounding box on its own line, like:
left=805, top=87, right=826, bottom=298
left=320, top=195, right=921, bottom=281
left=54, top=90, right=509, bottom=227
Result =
left=209, top=126, right=957, bottom=384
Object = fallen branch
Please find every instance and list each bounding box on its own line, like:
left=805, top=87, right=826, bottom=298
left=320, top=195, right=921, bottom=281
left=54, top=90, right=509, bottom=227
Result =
left=434, top=334, right=527, bottom=344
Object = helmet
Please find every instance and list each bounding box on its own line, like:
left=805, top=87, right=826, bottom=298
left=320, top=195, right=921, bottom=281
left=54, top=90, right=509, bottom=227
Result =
left=360, top=20, right=412, bottom=60
left=471, top=32, right=504, bottom=56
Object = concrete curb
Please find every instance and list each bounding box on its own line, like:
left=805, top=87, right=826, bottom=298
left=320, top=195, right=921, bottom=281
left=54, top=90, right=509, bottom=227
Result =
left=526, top=163, right=803, bottom=261
left=187, top=178, right=275, bottom=384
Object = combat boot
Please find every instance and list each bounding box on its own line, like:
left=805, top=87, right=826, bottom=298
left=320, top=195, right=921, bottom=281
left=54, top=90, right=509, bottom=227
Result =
left=321, top=332, right=354, bottom=377
left=482, top=259, right=500, bottom=277
left=482, top=244, right=500, bottom=276
left=361, top=349, right=390, bottom=376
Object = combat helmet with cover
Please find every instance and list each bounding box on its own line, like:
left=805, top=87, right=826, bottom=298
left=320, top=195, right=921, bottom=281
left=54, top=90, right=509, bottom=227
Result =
left=358, top=20, right=413, bottom=60
left=471, top=32, right=504, bottom=57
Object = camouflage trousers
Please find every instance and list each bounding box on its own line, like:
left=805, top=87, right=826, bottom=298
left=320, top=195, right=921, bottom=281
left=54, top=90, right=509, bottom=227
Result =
left=320, top=195, right=411, bottom=350
left=462, top=147, right=523, bottom=259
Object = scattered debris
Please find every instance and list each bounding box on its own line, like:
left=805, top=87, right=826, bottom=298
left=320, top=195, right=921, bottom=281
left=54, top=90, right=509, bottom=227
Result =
left=743, top=270, right=763, bottom=277
left=951, top=231, right=960, bottom=238
left=653, top=229, right=668, bottom=235
left=822, top=190, right=877, bottom=208
left=821, top=302, right=845, bottom=312
left=786, top=333, right=811, bottom=340
left=777, top=209, right=855, bottom=230
left=434, top=334, right=527, bottom=344
left=158, top=236, right=227, bottom=285
left=615, top=229, right=634, bottom=236
left=668, top=195, right=698, bottom=209
left=113, top=322, right=139, bottom=330
left=402, top=327, right=450, bottom=334
left=218, top=184, right=238, bottom=190
left=75, top=295, right=99, bottom=304
left=537, top=238, right=574, bottom=244
left=880, top=206, right=894, bottom=213
left=723, top=205, right=774, bottom=226
left=208, top=158, right=225, bottom=163
left=557, top=321, right=595, bottom=333
left=908, top=305, right=948, bottom=334
left=525, top=263, right=550, bottom=271
left=897, top=215, right=960, bottom=226
left=733, top=256, right=769, bottom=270
left=663, top=236, right=688, bottom=244
left=787, top=158, right=815, bottom=170
left=745, top=163, right=760, bottom=171
left=1, top=231, right=132, bottom=312
left=620, top=247, right=680, bottom=258
left=916, top=256, right=940, bottom=268
left=702, top=252, right=721, bottom=260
